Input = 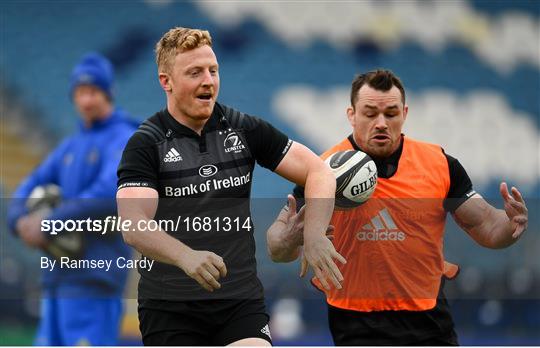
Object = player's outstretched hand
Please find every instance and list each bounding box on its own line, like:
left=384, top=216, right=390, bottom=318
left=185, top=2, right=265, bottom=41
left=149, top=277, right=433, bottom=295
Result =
left=178, top=249, right=227, bottom=292
left=500, top=182, right=528, bottom=239
left=299, top=226, right=335, bottom=277
left=284, top=194, right=306, bottom=246
left=285, top=194, right=335, bottom=248
left=303, top=236, right=346, bottom=290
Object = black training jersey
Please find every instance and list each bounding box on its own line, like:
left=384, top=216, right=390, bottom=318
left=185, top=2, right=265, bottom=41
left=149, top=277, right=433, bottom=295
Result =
left=117, top=103, right=291, bottom=301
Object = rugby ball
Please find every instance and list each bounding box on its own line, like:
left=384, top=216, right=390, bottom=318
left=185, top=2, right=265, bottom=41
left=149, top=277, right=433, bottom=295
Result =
left=26, top=184, right=84, bottom=260
left=325, top=150, right=377, bottom=209
left=27, top=184, right=61, bottom=213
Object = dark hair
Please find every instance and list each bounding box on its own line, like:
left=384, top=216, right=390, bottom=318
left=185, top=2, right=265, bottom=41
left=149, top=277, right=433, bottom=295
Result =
left=350, top=69, right=405, bottom=107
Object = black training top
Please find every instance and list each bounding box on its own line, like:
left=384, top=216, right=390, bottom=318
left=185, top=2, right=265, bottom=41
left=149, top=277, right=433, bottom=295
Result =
left=117, top=103, right=291, bottom=301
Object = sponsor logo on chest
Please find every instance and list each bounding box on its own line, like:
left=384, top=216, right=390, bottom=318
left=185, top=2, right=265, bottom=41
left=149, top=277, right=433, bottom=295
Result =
left=164, top=173, right=251, bottom=197
left=356, top=208, right=406, bottom=242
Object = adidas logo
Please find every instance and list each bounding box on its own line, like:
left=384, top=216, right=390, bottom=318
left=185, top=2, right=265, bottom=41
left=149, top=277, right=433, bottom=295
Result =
left=356, top=208, right=406, bottom=241
left=163, top=148, right=182, bottom=163
left=260, top=324, right=272, bottom=339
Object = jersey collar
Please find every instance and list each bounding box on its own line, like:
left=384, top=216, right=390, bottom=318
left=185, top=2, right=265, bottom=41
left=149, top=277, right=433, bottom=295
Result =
left=161, top=106, right=221, bottom=138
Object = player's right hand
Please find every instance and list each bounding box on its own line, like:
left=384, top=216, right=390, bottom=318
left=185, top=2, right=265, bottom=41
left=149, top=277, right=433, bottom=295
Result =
left=284, top=195, right=306, bottom=247
left=285, top=195, right=335, bottom=248
left=178, top=249, right=227, bottom=292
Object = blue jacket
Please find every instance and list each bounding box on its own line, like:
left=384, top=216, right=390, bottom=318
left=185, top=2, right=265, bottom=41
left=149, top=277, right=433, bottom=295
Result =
left=8, top=107, right=138, bottom=296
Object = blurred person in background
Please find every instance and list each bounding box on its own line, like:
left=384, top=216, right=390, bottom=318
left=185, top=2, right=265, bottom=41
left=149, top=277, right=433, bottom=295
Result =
left=267, top=69, right=528, bottom=345
left=7, top=52, right=137, bottom=345
left=116, top=27, right=342, bottom=346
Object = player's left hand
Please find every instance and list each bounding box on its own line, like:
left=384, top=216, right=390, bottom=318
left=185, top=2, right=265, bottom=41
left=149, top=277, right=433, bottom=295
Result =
left=500, top=182, right=528, bottom=239
left=302, top=235, right=345, bottom=290
left=17, top=213, right=48, bottom=249
left=299, top=227, right=334, bottom=277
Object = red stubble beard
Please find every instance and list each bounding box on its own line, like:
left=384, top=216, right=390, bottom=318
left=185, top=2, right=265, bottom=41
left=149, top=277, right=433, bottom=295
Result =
left=175, top=94, right=216, bottom=121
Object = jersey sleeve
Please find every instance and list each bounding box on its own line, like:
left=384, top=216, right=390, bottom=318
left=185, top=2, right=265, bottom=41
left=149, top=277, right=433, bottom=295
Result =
left=117, top=130, right=159, bottom=190
left=442, top=152, right=476, bottom=212
left=244, top=117, right=292, bottom=171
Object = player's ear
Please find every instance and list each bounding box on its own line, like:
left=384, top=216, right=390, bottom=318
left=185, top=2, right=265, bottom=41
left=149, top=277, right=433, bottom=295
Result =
left=347, top=106, right=355, bottom=127
left=403, top=104, right=408, bottom=121
left=159, top=73, right=172, bottom=92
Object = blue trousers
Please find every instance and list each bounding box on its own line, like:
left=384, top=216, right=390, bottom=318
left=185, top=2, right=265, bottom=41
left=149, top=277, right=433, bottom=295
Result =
left=34, top=296, right=123, bottom=345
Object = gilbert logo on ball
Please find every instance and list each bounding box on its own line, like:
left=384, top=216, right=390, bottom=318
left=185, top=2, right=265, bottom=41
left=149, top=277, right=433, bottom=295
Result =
left=325, top=150, right=377, bottom=209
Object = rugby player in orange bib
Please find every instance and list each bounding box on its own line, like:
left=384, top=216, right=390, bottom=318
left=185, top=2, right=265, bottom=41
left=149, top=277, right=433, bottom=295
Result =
left=267, top=69, right=528, bottom=345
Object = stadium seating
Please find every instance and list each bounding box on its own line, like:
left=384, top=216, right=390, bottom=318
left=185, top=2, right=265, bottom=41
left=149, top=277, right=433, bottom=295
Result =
left=1, top=0, right=538, bottom=345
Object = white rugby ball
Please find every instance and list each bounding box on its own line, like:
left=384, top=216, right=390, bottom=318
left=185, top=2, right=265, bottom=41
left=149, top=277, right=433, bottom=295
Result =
left=325, top=150, right=377, bottom=209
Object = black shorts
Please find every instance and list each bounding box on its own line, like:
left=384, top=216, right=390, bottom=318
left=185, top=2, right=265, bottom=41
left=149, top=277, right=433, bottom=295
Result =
left=328, top=298, right=459, bottom=346
left=138, top=298, right=272, bottom=346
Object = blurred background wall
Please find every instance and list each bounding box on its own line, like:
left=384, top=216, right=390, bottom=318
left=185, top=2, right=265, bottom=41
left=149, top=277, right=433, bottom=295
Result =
left=1, top=0, right=538, bottom=345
